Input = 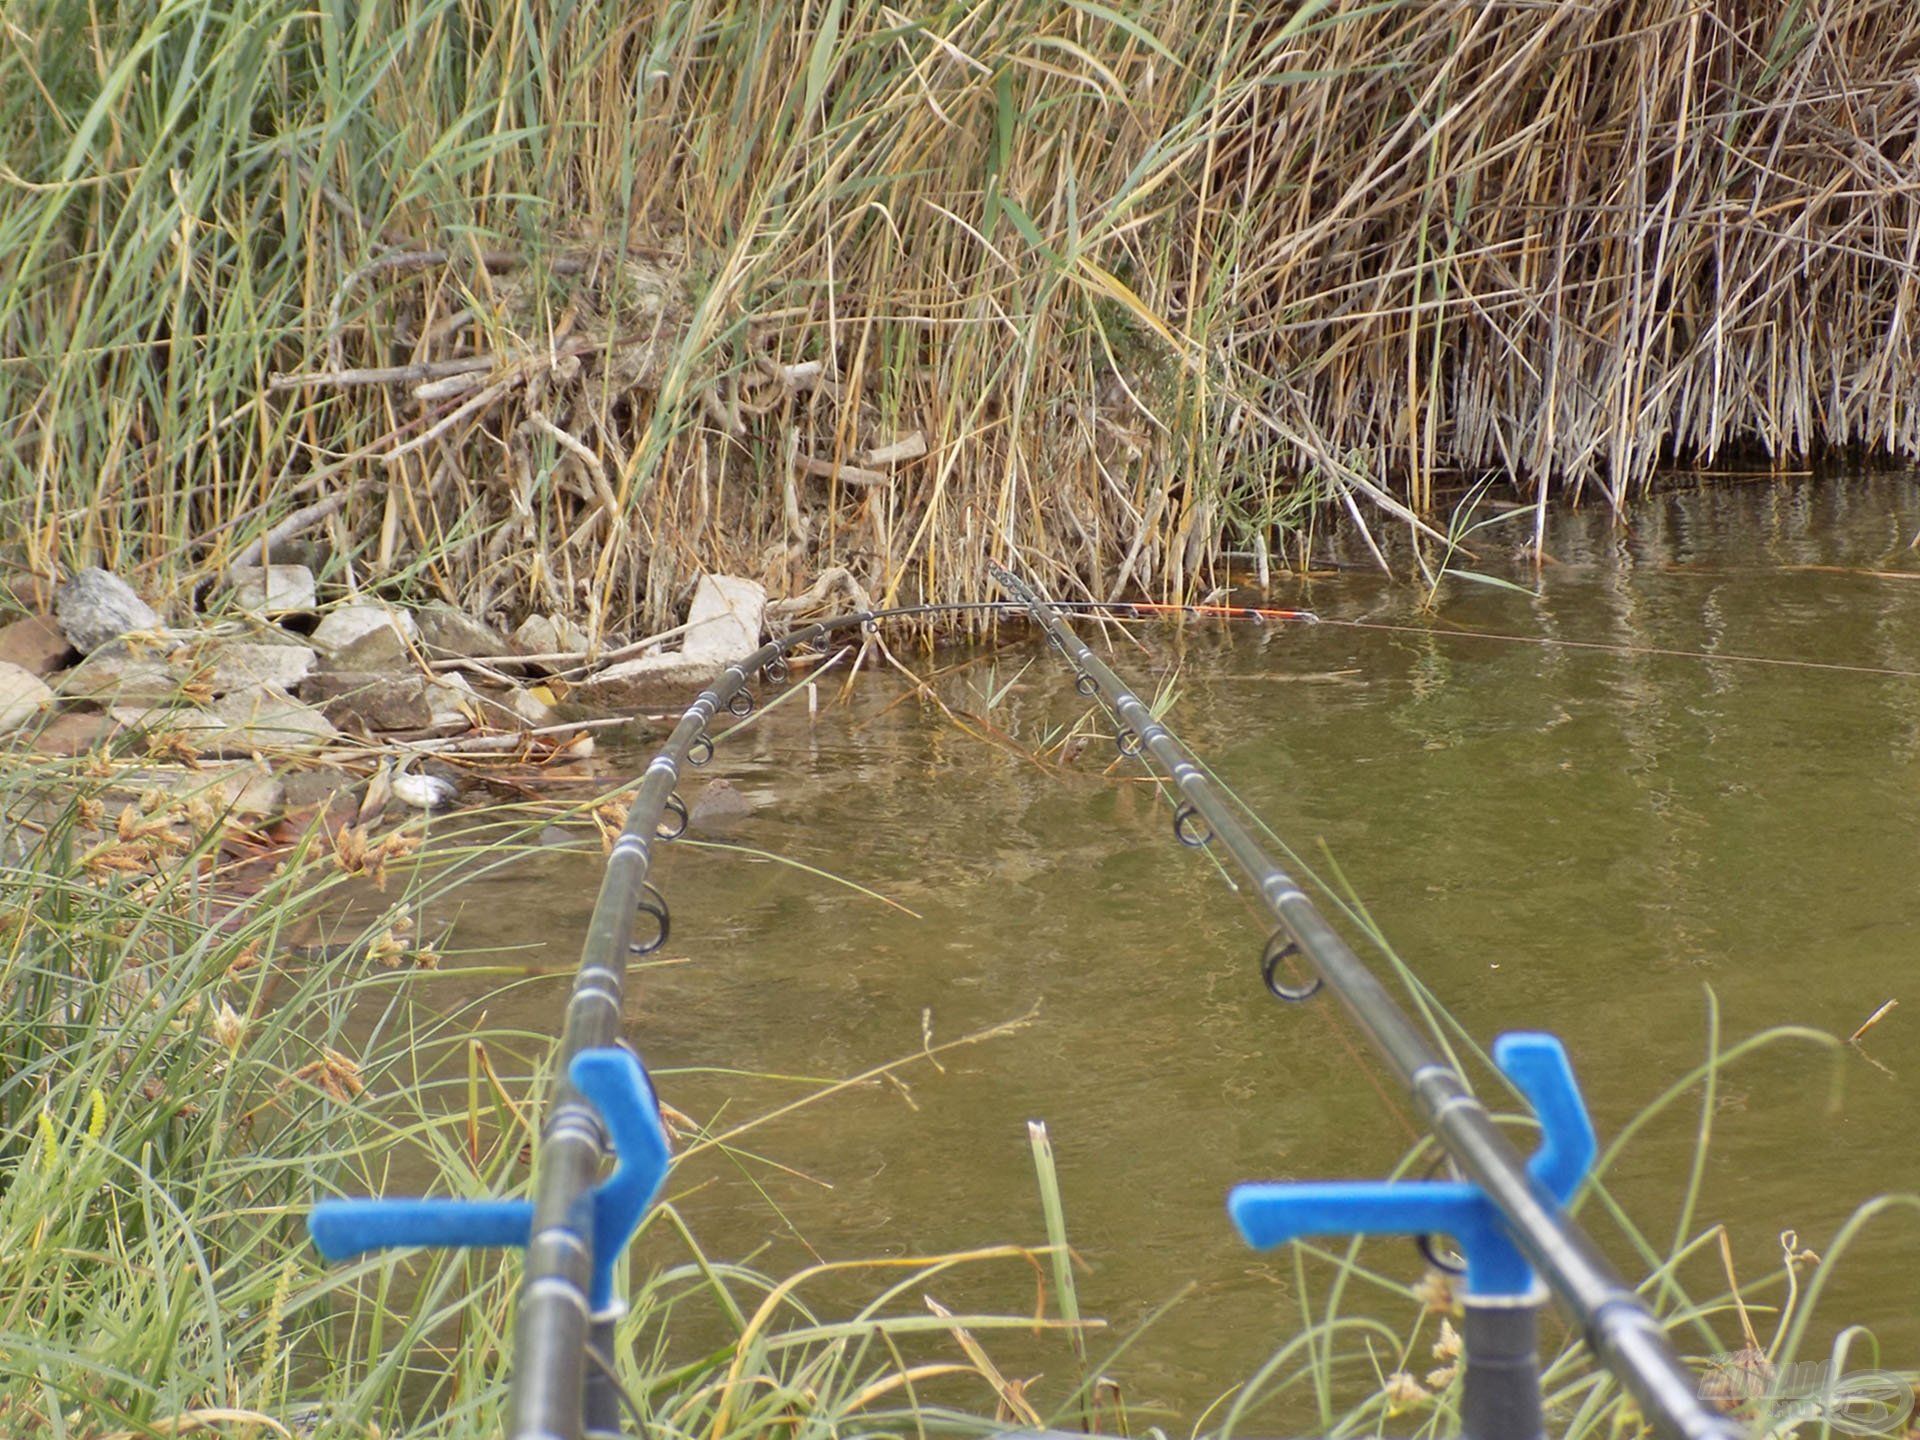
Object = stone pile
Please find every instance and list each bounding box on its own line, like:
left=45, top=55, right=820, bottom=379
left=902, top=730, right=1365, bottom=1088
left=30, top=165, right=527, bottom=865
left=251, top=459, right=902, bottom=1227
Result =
left=2, top=563, right=771, bottom=817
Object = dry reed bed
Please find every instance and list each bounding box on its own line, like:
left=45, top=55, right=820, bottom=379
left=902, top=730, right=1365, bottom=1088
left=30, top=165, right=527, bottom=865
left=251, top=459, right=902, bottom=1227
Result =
left=5, top=0, right=1920, bottom=633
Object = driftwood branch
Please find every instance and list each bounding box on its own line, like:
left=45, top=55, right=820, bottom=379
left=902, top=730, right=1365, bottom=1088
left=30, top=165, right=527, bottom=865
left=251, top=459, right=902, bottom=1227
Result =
left=864, top=431, right=927, bottom=465
left=231, top=488, right=363, bottom=569
left=797, top=430, right=926, bottom=488
left=768, top=566, right=875, bottom=617
left=268, top=356, right=496, bottom=392
left=798, top=454, right=891, bottom=487
left=424, top=619, right=698, bottom=678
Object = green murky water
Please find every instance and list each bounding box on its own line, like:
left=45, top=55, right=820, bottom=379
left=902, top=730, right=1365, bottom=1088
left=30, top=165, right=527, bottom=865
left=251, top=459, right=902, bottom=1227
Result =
left=446, top=477, right=1920, bottom=1425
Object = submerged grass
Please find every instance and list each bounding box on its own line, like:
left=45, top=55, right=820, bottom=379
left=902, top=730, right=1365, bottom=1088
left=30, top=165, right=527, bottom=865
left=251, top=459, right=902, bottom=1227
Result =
left=7, top=1, right=1920, bottom=631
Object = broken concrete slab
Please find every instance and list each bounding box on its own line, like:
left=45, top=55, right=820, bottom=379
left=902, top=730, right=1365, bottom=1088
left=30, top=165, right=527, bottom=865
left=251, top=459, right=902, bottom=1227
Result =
left=55, top=569, right=163, bottom=653
left=681, top=575, right=765, bottom=665
left=0, top=661, right=55, bottom=733
left=230, top=564, right=317, bottom=615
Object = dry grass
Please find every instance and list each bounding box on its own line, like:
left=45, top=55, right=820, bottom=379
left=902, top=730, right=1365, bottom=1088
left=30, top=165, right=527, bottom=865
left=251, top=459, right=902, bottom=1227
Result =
left=5, top=0, right=1919, bottom=633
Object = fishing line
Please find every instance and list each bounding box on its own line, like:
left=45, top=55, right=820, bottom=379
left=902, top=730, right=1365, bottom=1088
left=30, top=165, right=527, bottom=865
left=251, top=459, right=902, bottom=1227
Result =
left=506, top=591, right=1321, bottom=1438
left=1312, top=616, right=1920, bottom=680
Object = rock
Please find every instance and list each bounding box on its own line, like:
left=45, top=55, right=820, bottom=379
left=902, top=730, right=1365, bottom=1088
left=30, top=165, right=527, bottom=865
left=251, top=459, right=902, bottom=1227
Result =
left=59, top=643, right=181, bottom=704
left=108, top=703, right=179, bottom=730
left=302, top=671, right=433, bottom=731
left=681, top=575, right=765, bottom=665
left=63, top=633, right=316, bottom=703
left=210, top=765, right=287, bottom=816
left=512, top=613, right=590, bottom=657
left=55, top=569, right=162, bottom=654
left=425, top=671, right=480, bottom=729
left=0, top=615, right=75, bottom=677
left=689, top=778, right=752, bottom=832
left=195, top=635, right=317, bottom=694
left=230, top=564, right=317, bottom=615
left=327, top=620, right=415, bottom=671
left=211, top=688, right=337, bottom=754
left=280, top=765, right=357, bottom=809
left=392, top=765, right=458, bottom=810
left=158, top=763, right=285, bottom=817
left=461, top=684, right=552, bottom=730
left=312, top=604, right=417, bottom=655
left=417, top=602, right=506, bottom=660
left=507, top=686, right=555, bottom=727
left=0, top=661, right=54, bottom=733
left=30, top=711, right=112, bottom=757
left=477, top=684, right=556, bottom=728
left=571, top=652, right=713, bottom=707
left=92, top=764, right=285, bottom=817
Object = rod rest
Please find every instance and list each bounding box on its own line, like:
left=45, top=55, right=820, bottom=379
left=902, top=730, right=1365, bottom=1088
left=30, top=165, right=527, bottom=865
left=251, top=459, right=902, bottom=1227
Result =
left=308, top=1046, right=671, bottom=1314
left=1228, top=1032, right=1595, bottom=1297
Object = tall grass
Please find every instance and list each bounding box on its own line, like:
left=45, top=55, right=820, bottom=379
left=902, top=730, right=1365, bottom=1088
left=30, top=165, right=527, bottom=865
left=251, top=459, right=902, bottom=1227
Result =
left=6, top=1, right=1919, bottom=630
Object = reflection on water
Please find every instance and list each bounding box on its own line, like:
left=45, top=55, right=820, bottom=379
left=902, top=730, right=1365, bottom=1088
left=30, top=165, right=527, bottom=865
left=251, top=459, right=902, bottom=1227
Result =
left=438, top=477, right=1920, bottom=1425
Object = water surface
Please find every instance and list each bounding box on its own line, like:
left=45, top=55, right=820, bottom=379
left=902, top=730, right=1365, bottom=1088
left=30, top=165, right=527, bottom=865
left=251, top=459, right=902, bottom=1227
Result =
left=443, top=477, right=1920, bottom=1426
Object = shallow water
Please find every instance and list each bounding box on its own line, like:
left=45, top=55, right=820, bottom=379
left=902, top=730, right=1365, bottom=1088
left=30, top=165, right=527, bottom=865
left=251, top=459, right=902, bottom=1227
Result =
left=442, top=477, right=1920, bottom=1426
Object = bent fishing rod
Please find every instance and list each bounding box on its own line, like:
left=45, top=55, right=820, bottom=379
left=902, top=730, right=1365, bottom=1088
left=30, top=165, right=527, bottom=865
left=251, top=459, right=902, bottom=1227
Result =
left=988, top=562, right=1741, bottom=1440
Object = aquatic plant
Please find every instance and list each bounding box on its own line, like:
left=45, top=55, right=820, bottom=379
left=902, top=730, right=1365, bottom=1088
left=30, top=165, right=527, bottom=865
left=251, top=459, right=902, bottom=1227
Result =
left=7, top=1, right=1920, bottom=629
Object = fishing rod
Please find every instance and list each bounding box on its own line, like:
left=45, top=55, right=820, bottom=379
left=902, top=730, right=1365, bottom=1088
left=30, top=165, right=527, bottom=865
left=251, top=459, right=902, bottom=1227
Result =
left=299, top=591, right=1318, bottom=1440
left=989, top=562, right=1741, bottom=1440
left=499, top=592, right=1326, bottom=1439
left=304, top=579, right=1742, bottom=1440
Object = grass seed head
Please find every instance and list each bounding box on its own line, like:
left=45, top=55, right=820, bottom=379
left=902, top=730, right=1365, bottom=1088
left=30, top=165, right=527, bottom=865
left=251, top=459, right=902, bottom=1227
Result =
left=211, top=999, right=246, bottom=1054
left=1411, top=1267, right=1458, bottom=1314
left=1383, top=1371, right=1430, bottom=1413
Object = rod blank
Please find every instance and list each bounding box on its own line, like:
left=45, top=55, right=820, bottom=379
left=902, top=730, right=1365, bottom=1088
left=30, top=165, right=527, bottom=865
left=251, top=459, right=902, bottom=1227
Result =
left=990, top=562, right=1739, bottom=1440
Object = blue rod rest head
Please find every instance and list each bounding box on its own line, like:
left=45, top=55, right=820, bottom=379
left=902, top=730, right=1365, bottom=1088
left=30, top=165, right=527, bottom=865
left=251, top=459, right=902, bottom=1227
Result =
left=308, top=1046, right=671, bottom=1315
left=1226, top=1031, right=1594, bottom=1298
